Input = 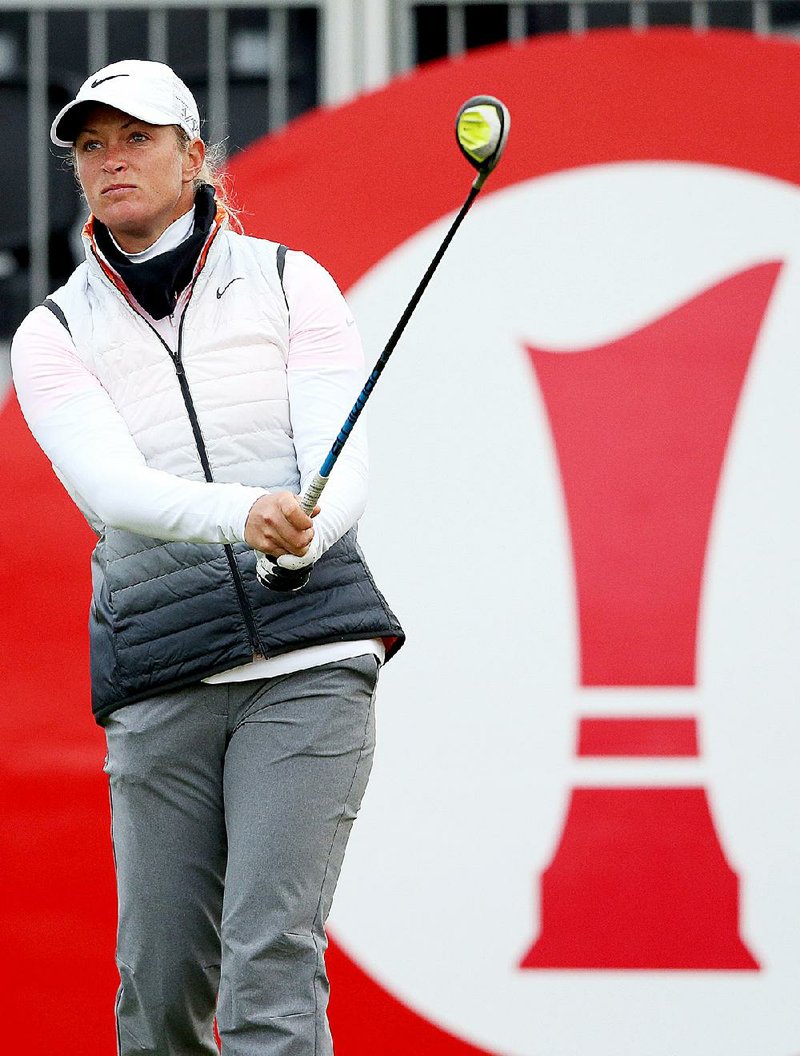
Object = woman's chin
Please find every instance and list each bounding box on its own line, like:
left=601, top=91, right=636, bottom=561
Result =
left=96, top=207, right=156, bottom=248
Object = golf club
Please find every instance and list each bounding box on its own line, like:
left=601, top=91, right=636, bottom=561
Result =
left=259, top=95, right=510, bottom=590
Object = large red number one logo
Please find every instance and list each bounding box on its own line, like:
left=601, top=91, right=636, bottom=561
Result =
left=520, top=261, right=780, bottom=970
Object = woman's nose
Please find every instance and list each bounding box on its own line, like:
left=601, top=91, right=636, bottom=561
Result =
left=102, top=151, right=126, bottom=172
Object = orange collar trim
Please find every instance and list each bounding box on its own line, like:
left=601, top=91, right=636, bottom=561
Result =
left=85, top=202, right=228, bottom=312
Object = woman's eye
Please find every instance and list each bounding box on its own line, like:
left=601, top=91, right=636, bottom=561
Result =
left=130, top=132, right=149, bottom=143
left=81, top=140, right=101, bottom=152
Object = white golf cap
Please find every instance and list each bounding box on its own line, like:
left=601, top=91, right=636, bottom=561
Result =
left=51, top=59, right=201, bottom=147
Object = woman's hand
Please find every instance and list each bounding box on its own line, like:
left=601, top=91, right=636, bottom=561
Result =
left=244, top=492, right=319, bottom=557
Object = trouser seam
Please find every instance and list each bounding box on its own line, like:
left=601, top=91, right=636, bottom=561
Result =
left=311, top=679, right=376, bottom=1056
left=107, top=775, right=123, bottom=1056
left=114, top=986, right=123, bottom=1056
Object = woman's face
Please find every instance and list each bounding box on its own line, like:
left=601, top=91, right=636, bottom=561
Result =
left=75, top=104, right=205, bottom=253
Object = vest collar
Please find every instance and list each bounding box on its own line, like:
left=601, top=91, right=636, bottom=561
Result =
left=83, top=184, right=227, bottom=318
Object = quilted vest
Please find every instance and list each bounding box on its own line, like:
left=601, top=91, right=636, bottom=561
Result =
left=47, top=214, right=404, bottom=722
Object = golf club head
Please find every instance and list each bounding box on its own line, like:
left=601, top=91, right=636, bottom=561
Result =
left=455, top=95, right=510, bottom=187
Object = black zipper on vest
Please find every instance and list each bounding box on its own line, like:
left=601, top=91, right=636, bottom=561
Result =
left=92, top=241, right=264, bottom=659
left=170, top=308, right=264, bottom=658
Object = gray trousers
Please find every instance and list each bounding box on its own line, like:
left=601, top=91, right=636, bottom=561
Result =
left=101, top=654, right=379, bottom=1056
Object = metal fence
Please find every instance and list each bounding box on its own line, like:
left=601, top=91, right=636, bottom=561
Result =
left=2, top=0, right=800, bottom=337
left=395, top=0, right=796, bottom=60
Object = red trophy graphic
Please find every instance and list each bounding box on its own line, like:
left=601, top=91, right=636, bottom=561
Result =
left=520, top=261, right=780, bottom=970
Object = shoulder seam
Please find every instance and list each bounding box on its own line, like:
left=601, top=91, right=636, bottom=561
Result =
left=41, top=298, right=72, bottom=337
left=277, top=244, right=290, bottom=310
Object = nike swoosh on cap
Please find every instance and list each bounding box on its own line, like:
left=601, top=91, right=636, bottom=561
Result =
left=91, top=73, right=131, bottom=88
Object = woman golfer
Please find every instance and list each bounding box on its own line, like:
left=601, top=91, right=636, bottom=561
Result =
left=11, top=59, right=403, bottom=1055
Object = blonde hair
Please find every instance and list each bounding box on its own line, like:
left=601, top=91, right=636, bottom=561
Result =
left=175, top=127, right=242, bottom=231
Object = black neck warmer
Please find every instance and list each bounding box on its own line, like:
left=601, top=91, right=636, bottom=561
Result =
left=93, top=184, right=217, bottom=320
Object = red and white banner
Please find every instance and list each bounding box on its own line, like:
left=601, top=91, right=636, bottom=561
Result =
left=230, top=29, right=800, bottom=1055
left=4, top=28, right=800, bottom=1056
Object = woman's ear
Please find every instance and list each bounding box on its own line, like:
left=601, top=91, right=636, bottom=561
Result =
left=183, top=136, right=206, bottom=184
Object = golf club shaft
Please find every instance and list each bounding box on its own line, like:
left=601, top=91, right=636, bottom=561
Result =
left=298, top=182, right=481, bottom=515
